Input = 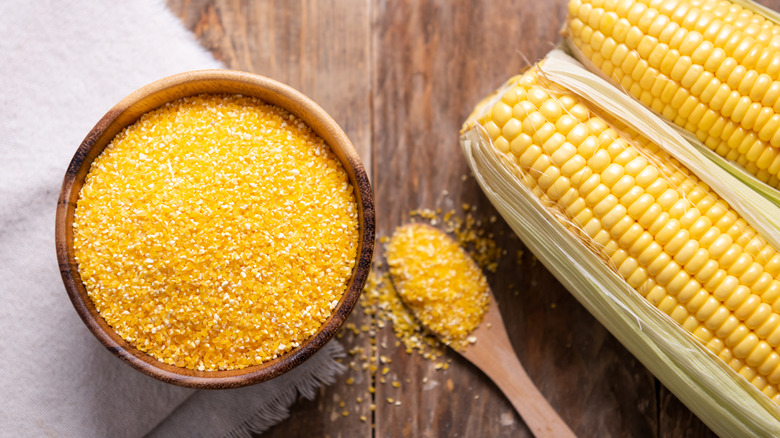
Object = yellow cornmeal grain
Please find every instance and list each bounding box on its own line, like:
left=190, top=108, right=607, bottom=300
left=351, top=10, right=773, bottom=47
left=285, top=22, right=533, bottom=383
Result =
left=357, top=206, right=505, bottom=364
left=337, top=206, right=503, bottom=402
left=73, top=94, right=359, bottom=371
left=359, top=269, right=445, bottom=360
left=411, top=207, right=502, bottom=272
left=386, top=224, right=490, bottom=350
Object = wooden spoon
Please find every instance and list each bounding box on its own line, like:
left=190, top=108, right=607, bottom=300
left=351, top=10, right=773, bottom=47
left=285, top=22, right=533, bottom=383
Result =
left=387, top=224, right=576, bottom=438
left=460, top=289, right=577, bottom=438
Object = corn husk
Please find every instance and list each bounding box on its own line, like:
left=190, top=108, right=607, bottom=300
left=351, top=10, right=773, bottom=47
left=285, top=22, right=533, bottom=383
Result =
left=652, top=0, right=780, bottom=207
left=460, top=49, right=780, bottom=437
left=732, top=0, right=780, bottom=27
left=543, top=49, right=780, bottom=248
left=563, top=0, right=780, bottom=208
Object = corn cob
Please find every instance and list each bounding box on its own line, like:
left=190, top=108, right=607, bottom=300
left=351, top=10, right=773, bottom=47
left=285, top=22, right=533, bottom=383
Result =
left=464, top=62, right=780, bottom=405
left=565, top=0, right=780, bottom=189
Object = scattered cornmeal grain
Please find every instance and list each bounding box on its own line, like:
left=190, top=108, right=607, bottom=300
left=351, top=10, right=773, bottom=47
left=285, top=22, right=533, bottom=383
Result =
left=359, top=269, right=445, bottom=360
left=386, top=224, right=490, bottom=351
left=73, top=94, right=359, bottom=371
left=341, top=204, right=506, bottom=401
left=411, top=206, right=503, bottom=273
left=357, top=205, right=505, bottom=365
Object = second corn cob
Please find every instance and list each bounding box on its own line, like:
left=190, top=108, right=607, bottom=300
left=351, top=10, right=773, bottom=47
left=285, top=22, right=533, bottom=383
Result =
left=464, top=61, right=780, bottom=404
left=565, top=0, right=780, bottom=189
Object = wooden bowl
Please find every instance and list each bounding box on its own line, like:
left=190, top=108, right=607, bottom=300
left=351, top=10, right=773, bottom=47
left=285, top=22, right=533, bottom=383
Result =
left=55, top=70, right=375, bottom=389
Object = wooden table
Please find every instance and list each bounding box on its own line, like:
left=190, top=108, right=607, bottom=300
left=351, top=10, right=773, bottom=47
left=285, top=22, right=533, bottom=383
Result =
left=165, top=1, right=780, bottom=436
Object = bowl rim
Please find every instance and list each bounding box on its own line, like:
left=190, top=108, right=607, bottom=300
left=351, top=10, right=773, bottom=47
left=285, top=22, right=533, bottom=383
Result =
left=55, top=69, right=375, bottom=389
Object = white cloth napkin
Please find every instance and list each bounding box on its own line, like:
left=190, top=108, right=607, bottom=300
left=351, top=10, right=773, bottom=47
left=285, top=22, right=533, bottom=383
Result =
left=0, top=1, right=346, bottom=436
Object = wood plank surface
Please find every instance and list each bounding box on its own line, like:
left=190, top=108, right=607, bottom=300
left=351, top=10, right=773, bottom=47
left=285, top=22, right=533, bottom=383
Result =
left=368, top=2, right=659, bottom=436
left=165, top=0, right=780, bottom=436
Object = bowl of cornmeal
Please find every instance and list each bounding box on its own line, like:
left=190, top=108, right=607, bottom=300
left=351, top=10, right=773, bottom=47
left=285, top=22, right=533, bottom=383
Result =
left=55, top=70, right=375, bottom=388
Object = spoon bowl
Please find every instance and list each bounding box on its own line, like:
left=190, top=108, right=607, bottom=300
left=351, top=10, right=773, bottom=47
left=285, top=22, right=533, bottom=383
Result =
left=387, top=223, right=575, bottom=438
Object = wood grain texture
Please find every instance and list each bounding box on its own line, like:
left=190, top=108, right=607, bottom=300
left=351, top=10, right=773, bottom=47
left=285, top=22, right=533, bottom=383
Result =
left=458, top=291, right=576, bottom=438
left=169, top=0, right=373, bottom=178
left=165, top=0, right=780, bottom=436
left=369, top=1, right=658, bottom=437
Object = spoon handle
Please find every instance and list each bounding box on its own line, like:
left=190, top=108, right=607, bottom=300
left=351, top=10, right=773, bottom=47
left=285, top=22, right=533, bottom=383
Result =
left=462, top=300, right=576, bottom=438
left=478, top=349, right=576, bottom=438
